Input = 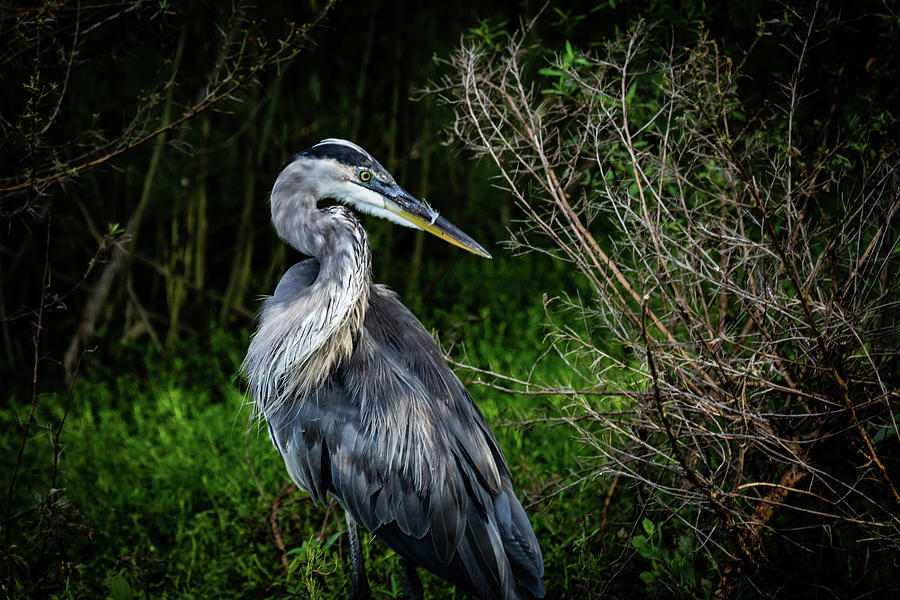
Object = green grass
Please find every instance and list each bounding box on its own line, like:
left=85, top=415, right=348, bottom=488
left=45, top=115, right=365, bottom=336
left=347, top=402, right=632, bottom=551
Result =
left=3, top=252, right=614, bottom=599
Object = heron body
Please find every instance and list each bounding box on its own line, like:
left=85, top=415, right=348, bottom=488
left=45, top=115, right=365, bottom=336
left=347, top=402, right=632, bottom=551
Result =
left=245, top=139, right=544, bottom=599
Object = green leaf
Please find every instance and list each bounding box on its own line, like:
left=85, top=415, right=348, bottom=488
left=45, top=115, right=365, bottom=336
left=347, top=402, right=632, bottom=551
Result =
left=872, top=417, right=899, bottom=444
left=632, top=534, right=650, bottom=556
left=626, top=80, right=639, bottom=103
left=108, top=573, right=133, bottom=600
left=321, top=531, right=342, bottom=551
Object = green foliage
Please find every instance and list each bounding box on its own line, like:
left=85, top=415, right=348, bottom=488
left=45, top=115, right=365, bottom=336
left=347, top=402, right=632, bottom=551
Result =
left=468, top=19, right=510, bottom=50
left=4, top=332, right=283, bottom=597
left=284, top=533, right=341, bottom=597
left=631, top=519, right=713, bottom=598
left=539, top=41, right=592, bottom=96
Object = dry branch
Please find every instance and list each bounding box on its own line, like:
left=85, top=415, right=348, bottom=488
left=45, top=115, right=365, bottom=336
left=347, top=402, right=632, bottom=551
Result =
left=438, top=16, right=900, bottom=595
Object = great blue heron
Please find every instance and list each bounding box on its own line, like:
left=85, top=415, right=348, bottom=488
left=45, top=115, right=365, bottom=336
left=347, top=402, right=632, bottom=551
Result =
left=244, top=139, right=545, bottom=600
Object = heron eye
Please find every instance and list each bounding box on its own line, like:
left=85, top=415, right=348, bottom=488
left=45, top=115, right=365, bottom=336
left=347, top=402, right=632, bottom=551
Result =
left=359, top=170, right=372, bottom=182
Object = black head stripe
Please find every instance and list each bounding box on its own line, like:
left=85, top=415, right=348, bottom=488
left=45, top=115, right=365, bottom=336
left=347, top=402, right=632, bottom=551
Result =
left=298, top=141, right=393, bottom=182
left=301, top=143, right=373, bottom=169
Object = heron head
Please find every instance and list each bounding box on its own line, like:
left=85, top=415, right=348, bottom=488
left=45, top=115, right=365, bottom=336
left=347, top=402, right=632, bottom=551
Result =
left=276, top=139, right=491, bottom=258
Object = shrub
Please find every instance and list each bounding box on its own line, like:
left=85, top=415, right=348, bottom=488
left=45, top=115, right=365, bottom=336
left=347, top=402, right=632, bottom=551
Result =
left=438, top=10, right=900, bottom=597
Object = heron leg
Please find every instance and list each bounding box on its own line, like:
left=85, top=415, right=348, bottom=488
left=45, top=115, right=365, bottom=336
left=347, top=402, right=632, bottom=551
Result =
left=345, top=512, right=371, bottom=600
left=401, top=558, right=423, bottom=600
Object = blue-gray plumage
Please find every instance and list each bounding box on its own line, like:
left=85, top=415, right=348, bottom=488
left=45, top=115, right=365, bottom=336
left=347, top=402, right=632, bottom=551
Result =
left=245, top=139, right=544, bottom=599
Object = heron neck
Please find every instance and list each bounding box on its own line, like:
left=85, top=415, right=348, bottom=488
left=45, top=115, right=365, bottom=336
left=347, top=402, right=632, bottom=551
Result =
left=305, top=220, right=371, bottom=369
left=312, top=209, right=372, bottom=345
left=296, top=207, right=371, bottom=379
left=249, top=207, right=372, bottom=409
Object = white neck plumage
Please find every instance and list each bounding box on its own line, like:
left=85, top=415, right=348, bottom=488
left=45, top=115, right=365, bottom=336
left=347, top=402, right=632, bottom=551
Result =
left=246, top=203, right=371, bottom=414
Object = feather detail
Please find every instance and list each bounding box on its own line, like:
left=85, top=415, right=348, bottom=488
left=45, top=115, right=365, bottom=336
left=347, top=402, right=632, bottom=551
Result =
left=245, top=208, right=370, bottom=417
